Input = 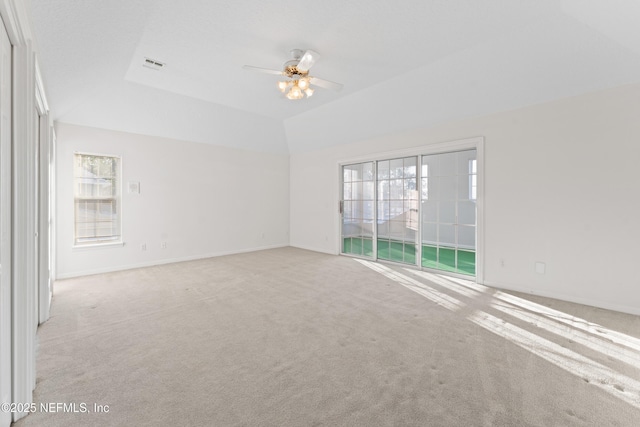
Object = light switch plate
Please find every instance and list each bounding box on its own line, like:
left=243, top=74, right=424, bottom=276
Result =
left=128, top=181, right=140, bottom=194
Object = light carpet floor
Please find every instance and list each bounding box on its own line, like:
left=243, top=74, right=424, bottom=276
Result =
left=13, top=247, right=640, bottom=426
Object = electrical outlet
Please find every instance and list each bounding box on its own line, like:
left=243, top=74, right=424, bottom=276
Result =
left=141, top=244, right=147, bottom=251
left=161, top=242, right=167, bottom=249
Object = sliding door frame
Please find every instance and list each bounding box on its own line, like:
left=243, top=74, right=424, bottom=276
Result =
left=337, top=136, right=484, bottom=283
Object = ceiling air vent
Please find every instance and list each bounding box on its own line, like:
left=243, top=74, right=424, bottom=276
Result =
left=143, top=57, right=165, bottom=70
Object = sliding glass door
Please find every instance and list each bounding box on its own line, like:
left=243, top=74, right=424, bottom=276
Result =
left=376, top=157, right=418, bottom=265
left=340, top=146, right=478, bottom=277
left=421, top=149, right=476, bottom=275
left=341, top=162, right=375, bottom=258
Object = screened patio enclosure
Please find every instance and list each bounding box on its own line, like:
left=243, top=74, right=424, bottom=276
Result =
left=341, top=148, right=478, bottom=277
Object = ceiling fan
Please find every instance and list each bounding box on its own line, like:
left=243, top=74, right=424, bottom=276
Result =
left=243, top=49, right=343, bottom=100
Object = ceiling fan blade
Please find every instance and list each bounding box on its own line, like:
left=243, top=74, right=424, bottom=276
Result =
left=309, top=76, right=343, bottom=92
left=243, top=65, right=283, bottom=76
left=296, top=50, right=320, bottom=72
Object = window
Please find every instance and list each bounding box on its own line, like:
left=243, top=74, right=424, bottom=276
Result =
left=73, top=153, right=121, bottom=246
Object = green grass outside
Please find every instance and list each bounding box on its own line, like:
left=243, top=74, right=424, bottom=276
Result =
left=421, top=244, right=475, bottom=276
left=456, top=250, right=476, bottom=275
left=343, top=237, right=373, bottom=257
left=377, top=239, right=416, bottom=264
left=343, top=237, right=475, bottom=276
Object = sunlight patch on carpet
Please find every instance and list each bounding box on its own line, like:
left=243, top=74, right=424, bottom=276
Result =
left=355, top=259, right=464, bottom=311
left=356, top=258, right=640, bottom=411
left=469, top=311, right=640, bottom=410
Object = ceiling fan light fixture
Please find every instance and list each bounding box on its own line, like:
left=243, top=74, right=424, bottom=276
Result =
left=298, top=77, right=309, bottom=90
left=286, top=84, right=304, bottom=100
left=277, top=81, right=288, bottom=92
left=244, top=48, right=342, bottom=100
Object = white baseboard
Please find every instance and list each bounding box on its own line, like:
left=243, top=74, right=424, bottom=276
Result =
left=56, top=249, right=639, bottom=317
left=289, top=244, right=338, bottom=256
left=483, top=280, right=640, bottom=316
left=55, top=243, right=289, bottom=280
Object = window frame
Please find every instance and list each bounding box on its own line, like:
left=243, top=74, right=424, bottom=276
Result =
left=72, top=151, right=123, bottom=248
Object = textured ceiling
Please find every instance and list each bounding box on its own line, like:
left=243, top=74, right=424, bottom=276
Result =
left=30, top=0, right=640, bottom=153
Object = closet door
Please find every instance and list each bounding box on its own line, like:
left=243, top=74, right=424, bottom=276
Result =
left=421, top=149, right=476, bottom=276
left=0, top=16, right=12, bottom=427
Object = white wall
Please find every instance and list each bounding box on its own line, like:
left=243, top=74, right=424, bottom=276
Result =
left=55, top=80, right=291, bottom=154
left=56, top=123, right=290, bottom=278
left=290, top=83, right=640, bottom=315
